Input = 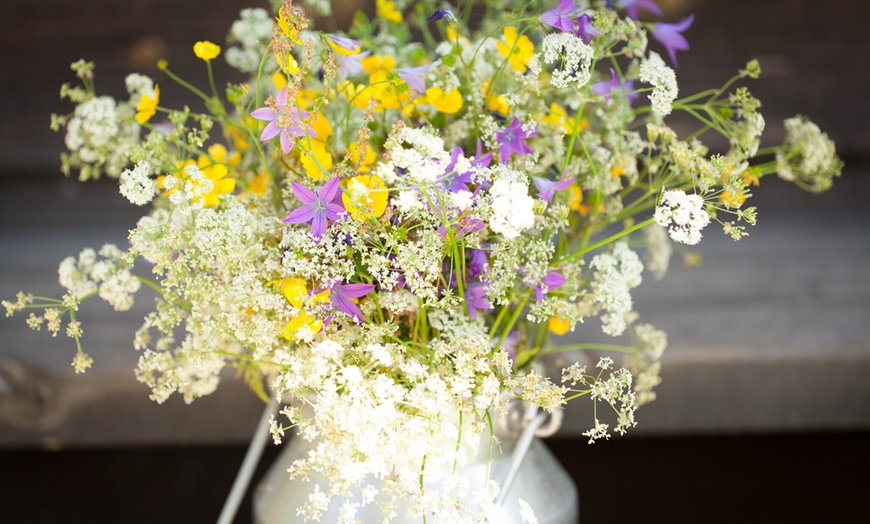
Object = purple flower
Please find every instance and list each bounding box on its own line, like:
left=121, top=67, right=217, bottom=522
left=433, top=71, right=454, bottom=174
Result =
left=530, top=271, right=566, bottom=303
left=427, top=9, right=456, bottom=22
left=618, top=0, right=662, bottom=19
left=465, top=282, right=493, bottom=319
left=324, top=282, right=375, bottom=323
left=496, top=118, right=538, bottom=164
left=591, top=67, right=639, bottom=103
left=284, top=177, right=345, bottom=240
left=399, top=64, right=433, bottom=95
left=437, top=216, right=485, bottom=240
left=533, top=168, right=576, bottom=204
left=574, top=13, right=598, bottom=43
left=468, top=249, right=489, bottom=281
left=339, top=50, right=371, bottom=80
left=653, top=14, right=694, bottom=68
left=326, top=34, right=361, bottom=56
left=251, top=88, right=315, bottom=155
left=539, top=0, right=583, bottom=33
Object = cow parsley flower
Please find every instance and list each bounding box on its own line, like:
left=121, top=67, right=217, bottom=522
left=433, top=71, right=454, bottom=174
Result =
left=488, top=178, right=536, bottom=240
left=638, top=51, right=678, bottom=117
left=653, top=189, right=710, bottom=245
left=531, top=31, right=594, bottom=89
left=119, top=160, right=156, bottom=206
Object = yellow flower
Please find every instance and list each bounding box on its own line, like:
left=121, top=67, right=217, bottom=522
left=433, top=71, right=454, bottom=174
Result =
left=360, top=54, right=396, bottom=74
left=283, top=310, right=323, bottom=340
left=193, top=41, right=221, bottom=61
left=425, top=87, right=463, bottom=114
left=568, top=186, right=583, bottom=212
left=347, top=141, right=377, bottom=172
left=540, top=103, right=587, bottom=135
left=248, top=171, right=271, bottom=196
left=343, top=175, right=388, bottom=220
left=273, top=277, right=308, bottom=307
left=481, top=80, right=509, bottom=115
left=134, top=85, right=159, bottom=124
left=376, top=0, right=403, bottom=24
left=496, top=27, right=535, bottom=74
left=719, top=188, right=746, bottom=208
left=276, top=6, right=305, bottom=45
left=610, top=165, right=625, bottom=178
left=299, top=140, right=333, bottom=180
left=197, top=144, right=236, bottom=207
left=548, top=317, right=571, bottom=336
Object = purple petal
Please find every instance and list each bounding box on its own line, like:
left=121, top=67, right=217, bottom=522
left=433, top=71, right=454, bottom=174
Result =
left=319, top=177, right=341, bottom=202
left=310, top=213, right=327, bottom=238
left=251, top=107, right=276, bottom=121
left=276, top=88, right=288, bottom=107
left=332, top=292, right=364, bottom=323
left=291, top=182, right=318, bottom=205
left=326, top=202, right=346, bottom=221
left=284, top=205, right=315, bottom=224
left=279, top=131, right=292, bottom=155
left=541, top=271, right=566, bottom=289
left=398, top=64, right=432, bottom=94
left=340, top=283, right=375, bottom=298
left=260, top=121, right=281, bottom=142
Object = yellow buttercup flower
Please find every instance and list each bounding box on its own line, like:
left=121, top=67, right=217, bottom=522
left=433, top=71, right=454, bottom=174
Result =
left=347, top=142, right=377, bottom=172
left=376, top=0, right=403, bottom=24
left=248, top=172, right=271, bottom=196
left=300, top=140, right=333, bottom=180
left=343, top=175, right=388, bottom=220
left=548, top=317, right=571, bottom=335
left=197, top=144, right=236, bottom=207
left=134, top=85, right=159, bottom=124
left=283, top=310, right=323, bottom=340
left=482, top=80, right=509, bottom=115
left=496, top=27, right=534, bottom=74
left=273, top=277, right=308, bottom=307
left=541, top=103, right=587, bottom=135
left=425, top=87, right=463, bottom=114
left=193, top=41, right=221, bottom=61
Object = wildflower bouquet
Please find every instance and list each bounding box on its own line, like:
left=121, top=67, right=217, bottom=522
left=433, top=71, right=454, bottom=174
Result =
left=4, top=0, right=842, bottom=521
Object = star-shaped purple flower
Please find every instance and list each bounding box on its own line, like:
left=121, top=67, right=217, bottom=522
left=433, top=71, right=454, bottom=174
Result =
left=468, top=249, right=489, bottom=281
left=284, top=177, right=345, bottom=240
left=339, top=50, right=371, bottom=80
left=591, top=67, right=639, bottom=103
left=653, top=14, right=694, bottom=68
left=574, top=13, right=598, bottom=43
left=398, top=64, right=433, bottom=95
left=251, top=88, right=315, bottom=155
left=533, top=168, right=576, bottom=204
left=323, top=281, right=375, bottom=324
left=465, top=282, right=493, bottom=319
left=618, top=0, right=662, bottom=20
left=539, top=0, right=583, bottom=33
left=529, top=271, right=566, bottom=303
left=496, top=118, right=538, bottom=164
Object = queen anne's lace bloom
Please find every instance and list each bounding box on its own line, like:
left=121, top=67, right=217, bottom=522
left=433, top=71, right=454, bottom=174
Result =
left=654, top=189, right=710, bottom=245
left=639, top=51, right=678, bottom=117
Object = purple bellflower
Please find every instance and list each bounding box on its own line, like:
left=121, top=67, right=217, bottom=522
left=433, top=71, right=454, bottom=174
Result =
left=398, top=64, right=433, bottom=95
left=323, top=282, right=375, bottom=324
left=653, top=14, right=694, bottom=68
left=251, top=88, right=316, bottom=155
left=284, top=177, right=345, bottom=240
left=533, top=168, right=576, bottom=204
left=618, top=0, right=662, bottom=19
left=468, top=249, right=489, bottom=281
left=591, top=68, right=639, bottom=103
left=539, top=0, right=583, bottom=33
left=574, top=13, right=598, bottom=43
left=496, top=118, right=538, bottom=164
left=465, top=282, right=493, bottom=319
left=427, top=9, right=456, bottom=22
left=339, top=50, right=371, bottom=80
left=530, top=271, right=566, bottom=303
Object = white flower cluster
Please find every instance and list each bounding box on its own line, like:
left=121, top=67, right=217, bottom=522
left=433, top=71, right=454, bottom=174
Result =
left=587, top=242, right=643, bottom=336
left=225, top=8, right=274, bottom=73
left=530, top=32, right=594, bottom=89
left=58, top=244, right=141, bottom=311
left=775, top=115, right=842, bottom=193
left=119, top=160, right=156, bottom=205
left=653, top=189, right=710, bottom=245
left=386, top=126, right=456, bottom=184
left=639, top=52, right=678, bottom=117
left=62, top=95, right=139, bottom=180
left=488, top=178, right=536, bottom=240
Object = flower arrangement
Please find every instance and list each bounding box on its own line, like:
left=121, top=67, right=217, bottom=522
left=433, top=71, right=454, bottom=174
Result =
left=3, top=0, right=842, bottom=521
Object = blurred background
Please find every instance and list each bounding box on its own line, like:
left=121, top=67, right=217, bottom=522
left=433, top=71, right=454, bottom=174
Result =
left=1, top=0, right=868, bottom=522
